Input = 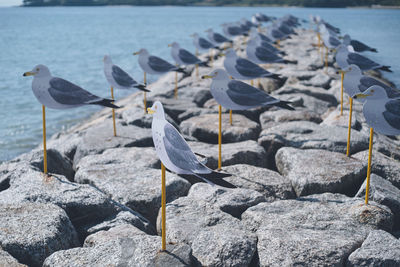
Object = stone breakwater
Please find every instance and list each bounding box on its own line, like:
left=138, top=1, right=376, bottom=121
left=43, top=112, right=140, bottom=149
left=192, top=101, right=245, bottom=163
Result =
left=1, top=29, right=400, bottom=266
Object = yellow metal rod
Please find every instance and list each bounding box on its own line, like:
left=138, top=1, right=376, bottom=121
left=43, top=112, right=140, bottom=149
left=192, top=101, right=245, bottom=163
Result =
left=111, top=87, right=117, bottom=137
left=143, top=72, right=147, bottom=114
left=346, top=97, right=353, bottom=157
left=365, top=128, right=374, bottom=205
left=195, top=49, right=199, bottom=79
left=161, top=162, right=166, bottom=251
left=218, top=105, right=222, bottom=170
left=276, top=39, right=280, bottom=49
left=229, top=109, right=232, bottom=125
left=210, top=49, right=213, bottom=67
left=324, top=46, right=328, bottom=72
left=340, top=71, right=344, bottom=116
left=250, top=80, right=254, bottom=86
left=317, top=32, right=321, bottom=53
left=257, top=79, right=261, bottom=88
left=42, top=105, right=47, bottom=174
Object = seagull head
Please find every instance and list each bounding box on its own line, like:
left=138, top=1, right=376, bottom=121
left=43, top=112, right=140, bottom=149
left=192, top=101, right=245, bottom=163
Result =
left=190, top=33, right=199, bottom=39
left=343, top=64, right=361, bottom=76
left=224, top=48, right=237, bottom=58
left=147, top=100, right=165, bottom=119
left=23, top=64, right=51, bottom=78
left=354, top=85, right=387, bottom=101
left=168, top=42, right=179, bottom=49
left=342, top=34, right=351, bottom=46
left=103, top=55, right=112, bottom=64
left=201, top=69, right=229, bottom=81
left=205, top=28, right=212, bottom=33
left=133, top=48, right=148, bottom=56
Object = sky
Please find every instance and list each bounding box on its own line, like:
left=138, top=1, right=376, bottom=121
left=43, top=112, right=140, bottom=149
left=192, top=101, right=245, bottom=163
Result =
left=0, top=0, right=22, bottom=7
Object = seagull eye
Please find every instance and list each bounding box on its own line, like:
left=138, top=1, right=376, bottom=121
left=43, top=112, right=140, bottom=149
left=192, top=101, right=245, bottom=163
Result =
left=36, top=68, right=39, bottom=71
left=371, top=89, right=375, bottom=93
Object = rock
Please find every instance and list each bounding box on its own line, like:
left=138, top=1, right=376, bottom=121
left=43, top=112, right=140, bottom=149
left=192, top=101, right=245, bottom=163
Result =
left=0, top=247, right=27, bottom=267
left=353, top=150, right=400, bottom=190
left=148, top=97, right=198, bottom=122
left=258, top=77, right=284, bottom=93
left=276, top=147, right=366, bottom=196
left=188, top=140, right=267, bottom=169
left=73, top=120, right=153, bottom=167
left=347, top=230, right=400, bottom=267
left=0, top=167, right=151, bottom=239
left=44, top=224, right=192, bottom=267
left=0, top=202, right=79, bottom=267
left=242, top=193, right=394, bottom=266
left=180, top=113, right=261, bottom=144
left=46, top=131, right=82, bottom=161
left=258, top=121, right=369, bottom=169
left=275, top=83, right=338, bottom=105
left=260, top=108, right=322, bottom=129
left=187, top=183, right=266, bottom=218
left=302, top=72, right=332, bottom=89
left=321, top=107, right=361, bottom=130
left=222, top=164, right=295, bottom=201
left=75, top=164, right=191, bottom=225
left=121, top=105, right=179, bottom=129
left=193, top=89, right=212, bottom=107
left=177, top=107, right=217, bottom=122
left=356, top=173, right=400, bottom=229
left=278, top=93, right=333, bottom=115
left=158, top=195, right=257, bottom=266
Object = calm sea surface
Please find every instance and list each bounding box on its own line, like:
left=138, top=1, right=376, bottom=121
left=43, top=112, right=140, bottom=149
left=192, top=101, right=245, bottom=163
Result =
left=0, top=6, right=399, bottom=162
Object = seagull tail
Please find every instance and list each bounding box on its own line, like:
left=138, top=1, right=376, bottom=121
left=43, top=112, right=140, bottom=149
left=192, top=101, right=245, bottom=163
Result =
left=90, top=98, right=120, bottom=109
left=379, top=66, right=392, bottom=73
left=199, top=61, right=210, bottom=67
left=370, top=48, right=378, bottom=53
left=193, top=172, right=236, bottom=188
left=243, top=33, right=249, bottom=37
left=268, top=73, right=282, bottom=80
left=274, top=100, right=295, bottom=111
left=283, top=59, right=297, bottom=64
left=176, top=67, right=187, bottom=74
left=135, top=84, right=150, bottom=92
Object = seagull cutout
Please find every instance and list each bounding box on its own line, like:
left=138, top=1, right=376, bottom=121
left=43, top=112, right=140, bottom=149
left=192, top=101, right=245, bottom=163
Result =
left=223, top=48, right=281, bottom=80
left=205, top=28, right=233, bottom=45
left=103, top=55, right=149, bottom=92
left=202, top=69, right=294, bottom=110
left=191, top=33, right=219, bottom=51
left=354, top=85, right=400, bottom=136
left=343, top=34, right=377, bottom=53
left=246, top=39, right=296, bottom=64
left=133, top=48, right=186, bottom=75
left=23, top=64, right=118, bottom=109
left=221, top=23, right=247, bottom=38
left=169, top=42, right=208, bottom=67
left=335, top=45, right=391, bottom=72
left=148, top=101, right=235, bottom=188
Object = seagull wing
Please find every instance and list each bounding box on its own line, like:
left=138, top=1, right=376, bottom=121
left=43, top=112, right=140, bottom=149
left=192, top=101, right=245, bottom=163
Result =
left=359, top=76, right=391, bottom=93
left=214, top=33, right=229, bottom=43
left=148, top=56, right=176, bottom=72
left=112, top=65, right=137, bottom=87
left=383, top=99, right=400, bottom=130
left=199, top=37, right=214, bottom=49
left=255, top=47, right=282, bottom=62
left=329, top=36, right=341, bottom=47
left=227, top=80, right=279, bottom=106
left=350, top=40, right=372, bottom=52
left=178, top=49, right=201, bottom=64
left=348, top=53, right=380, bottom=70
left=48, top=77, right=101, bottom=105
left=163, top=123, right=211, bottom=173
left=236, top=58, right=269, bottom=77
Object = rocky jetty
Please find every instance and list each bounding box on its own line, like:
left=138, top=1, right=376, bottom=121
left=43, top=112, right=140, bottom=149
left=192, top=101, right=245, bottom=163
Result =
left=1, top=29, right=399, bottom=266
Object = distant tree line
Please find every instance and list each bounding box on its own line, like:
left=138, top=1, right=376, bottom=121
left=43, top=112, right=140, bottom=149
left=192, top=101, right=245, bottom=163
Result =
left=22, top=0, right=400, bottom=7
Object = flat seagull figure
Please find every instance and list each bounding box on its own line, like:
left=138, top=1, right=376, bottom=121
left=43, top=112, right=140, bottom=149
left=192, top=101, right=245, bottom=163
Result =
left=148, top=101, right=235, bottom=188
left=169, top=42, right=208, bottom=67
left=133, top=48, right=186, bottom=75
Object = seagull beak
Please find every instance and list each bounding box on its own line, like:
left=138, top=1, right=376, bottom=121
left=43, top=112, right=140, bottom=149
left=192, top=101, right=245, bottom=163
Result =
left=168, top=44, right=172, bottom=47
left=133, top=51, right=140, bottom=56
left=23, top=71, right=36, bottom=77
left=201, top=75, right=214, bottom=79
left=354, top=93, right=371, bottom=99
left=219, top=52, right=226, bottom=56
left=147, top=107, right=155, bottom=114
left=190, top=34, right=195, bottom=37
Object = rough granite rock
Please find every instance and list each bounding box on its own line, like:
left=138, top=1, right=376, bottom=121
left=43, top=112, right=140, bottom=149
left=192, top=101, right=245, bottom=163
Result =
left=157, top=195, right=257, bottom=266
left=0, top=202, right=79, bottom=267
left=193, top=89, right=212, bottom=107
left=148, top=97, right=198, bottom=122
left=222, top=164, right=295, bottom=201
left=121, top=105, right=179, bottom=129
left=275, top=83, right=338, bottom=105
left=180, top=113, right=261, bottom=144
left=188, top=140, right=267, bottom=169
left=73, top=120, right=153, bottom=167
left=356, top=174, right=400, bottom=229
left=177, top=107, right=217, bottom=122
left=276, top=147, right=367, bottom=196
left=258, top=121, right=369, bottom=169
left=302, top=72, right=332, bottom=89
left=46, top=131, right=83, bottom=162
left=43, top=224, right=192, bottom=267
left=0, top=247, right=27, bottom=267
left=0, top=167, right=151, bottom=239
left=347, top=230, right=400, bottom=267
left=353, top=150, right=400, bottom=190
left=187, top=183, right=266, bottom=218
left=321, top=107, right=361, bottom=130
left=279, top=93, right=333, bottom=115
left=75, top=165, right=191, bottom=226
left=242, top=193, right=394, bottom=267
left=259, top=108, right=322, bottom=129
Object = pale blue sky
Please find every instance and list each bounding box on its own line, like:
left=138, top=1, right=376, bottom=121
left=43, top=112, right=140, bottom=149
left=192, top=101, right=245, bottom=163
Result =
left=0, top=0, right=22, bottom=7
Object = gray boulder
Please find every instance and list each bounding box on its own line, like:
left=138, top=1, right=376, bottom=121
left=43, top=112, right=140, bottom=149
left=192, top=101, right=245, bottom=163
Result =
left=258, top=121, right=369, bottom=169
left=0, top=202, right=79, bottom=267
left=188, top=140, right=267, bottom=169
left=302, top=72, right=332, bottom=89
left=276, top=147, right=366, bottom=196
left=353, top=150, right=400, bottom=189
left=148, top=97, right=198, bottom=122
left=177, top=107, right=217, bottom=122
left=73, top=120, right=153, bottom=167
left=46, top=131, right=82, bottom=161
left=121, top=105, right=179, bottom=129
left=260, top=108, right=322, bottom=129
left=321, top=107, right=361, bottom=130
left=347, top=230, right=400, bottom=267
left=180, top=113, right=261, bottom=144
left=75, top=164, right=191, bottom=225
left=193, top=89, right=212, bottom=107
left=44, top=224, right=192, bottom=267
left=277, top=93, right=333, bottom=115
left=0, top=247, right=27, bottom=267
left=356, top=173, right=400, bottom=229
left=275, top=83, right=337, bottom=105
left=222, top=164, right=295, bottom=201
left=242, top=193, right=394, bottom=266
